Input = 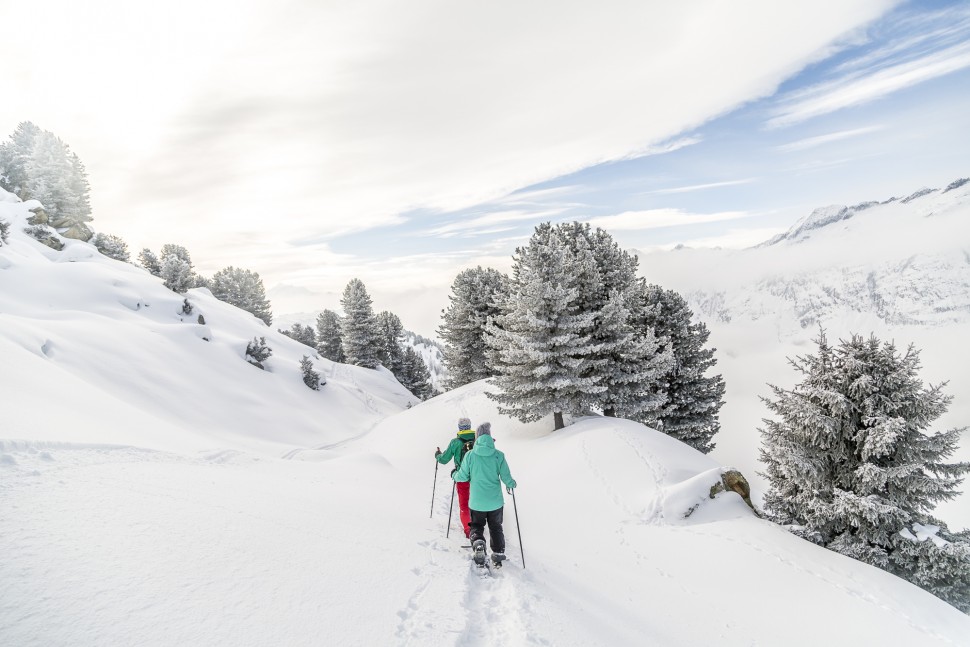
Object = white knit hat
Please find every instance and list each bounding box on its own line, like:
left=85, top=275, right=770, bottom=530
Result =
left=476, top=422, right=492, bottom=438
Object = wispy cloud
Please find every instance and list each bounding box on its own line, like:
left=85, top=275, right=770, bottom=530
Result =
left=583, top=208, right=756, bottom=231
left=425, top=209, right=566, bottom=238
left=640, top=178, right=758, bottom=195
left=776, top=125, right=884, bottom=152
left=768, top=17, right=970, bottom=129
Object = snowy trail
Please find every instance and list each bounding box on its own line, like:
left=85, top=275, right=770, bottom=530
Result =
left=4, top=388, right=970, bottom=646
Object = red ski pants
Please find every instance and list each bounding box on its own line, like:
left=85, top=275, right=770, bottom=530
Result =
left=456, top=481, right=471, bottom=538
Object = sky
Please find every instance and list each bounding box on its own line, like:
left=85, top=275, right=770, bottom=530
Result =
left=3, top=0, right=969, bottom=335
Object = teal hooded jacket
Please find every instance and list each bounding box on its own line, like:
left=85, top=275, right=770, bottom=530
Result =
left=453, top=435, right=516, bottom=512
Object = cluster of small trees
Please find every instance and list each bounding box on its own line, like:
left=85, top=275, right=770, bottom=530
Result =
left=313, top=278, right=434, bottom=400
left=439, top=222, right=725, bottom=452
left=0, top=122, right=94, bottom=241
left=138, top=245, right=272, bottom=325
left=759, top=331, right=970, bottom=613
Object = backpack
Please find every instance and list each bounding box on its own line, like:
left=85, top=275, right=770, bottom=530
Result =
left=456, top=436, right=475, bottom=465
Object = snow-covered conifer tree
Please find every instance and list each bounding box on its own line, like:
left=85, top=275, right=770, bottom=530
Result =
left=160, top=254, right=194, bottom=293
left=315, top=309, right=345, bottom=363
left=438, top=266, right=509, bottom=389
left=138, top=248, right=162, bottom=276
left=245, top=337, right=272, bottom=369
left=91, top=233, right=130, bottom=262
left=399, top=345, right=433, bottom=400
left=485, top=223, right=604, bottom=430
left=0, top=122, right=42, bottom=197
left=557, top=223, right=672, bottom=420
left=300, top=356, right=321, bottom=390
left=339, top=278, right=381, bottom=369
left=634, top=284, right=724, bottom=453
left=211, top=266, right=273, bottom=325
left=281, top=323, right=316, bottom=348
left=375, top=311, right=406, bottom=374
left=760, top=332, right=970, bottom=612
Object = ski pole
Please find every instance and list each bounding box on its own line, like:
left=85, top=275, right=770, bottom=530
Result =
left=430, top=459, right=439, bottom=518
left=511, top=488, right=525, bottom=569
left=445, top=481, right=456, bottom=538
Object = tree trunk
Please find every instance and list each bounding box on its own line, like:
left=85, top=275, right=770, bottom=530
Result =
left=554, top=411, right=565, bottom=430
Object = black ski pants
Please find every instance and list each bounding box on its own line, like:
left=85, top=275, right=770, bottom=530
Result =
left=469, top=506, right=505, bottom=554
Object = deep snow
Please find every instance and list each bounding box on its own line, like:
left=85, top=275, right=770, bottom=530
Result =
left=3, top=189, right=970, bottom=645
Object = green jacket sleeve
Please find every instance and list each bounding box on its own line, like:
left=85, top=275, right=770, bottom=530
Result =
left=436, top=438, right=459, bottom=465
left=499, top=455, right=516, bottom=489
left=453, top=453, right=471, bottom=483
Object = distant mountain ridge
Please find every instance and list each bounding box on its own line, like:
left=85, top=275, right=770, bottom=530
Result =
left=668, top=178, right=970, bottom=330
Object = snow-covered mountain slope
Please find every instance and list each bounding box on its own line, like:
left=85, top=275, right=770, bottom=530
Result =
left=3, top=379, right=969, bottom=646
left=0, top=190, right=413, bottom=455
left=4, top=183, right=969, bottom=644
left=637, top=179, right=970, bottom=529
left=643, top=179, right=970, bottom=329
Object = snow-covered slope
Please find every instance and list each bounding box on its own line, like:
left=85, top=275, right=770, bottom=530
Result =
left=639, top=178, right=970, bottom=528
left=3, top=186, right=970, bottom=645
left=3, top=380, right=969, bottom=646
left=0, top=189, right=413, bottom=455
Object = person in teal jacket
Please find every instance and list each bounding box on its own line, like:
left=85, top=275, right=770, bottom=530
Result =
left=435, top=417, right=476, bottom=538
left=453, top=422, right=516, bottom=567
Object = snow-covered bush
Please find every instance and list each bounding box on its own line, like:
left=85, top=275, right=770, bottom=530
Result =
left=759, top=331, right=970, bottom=613
left=23, top=224, right=63, bottom=250
left=0, top=218, right=9, bottom=245
left=300, top=355, right=321, bottom=390
left=91, top=232, right=130, bottom=262
left=245, top=336, right=273, bottom=370
left=180, top=299, right=193, bottom=315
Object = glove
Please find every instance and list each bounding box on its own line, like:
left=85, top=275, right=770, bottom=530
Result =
left=434, top=447, right=442, bottom=458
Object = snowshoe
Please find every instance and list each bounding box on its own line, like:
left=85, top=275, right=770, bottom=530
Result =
left=490, top=552, right=506, bottom=569
left=472, top=539, right=486, bottom=567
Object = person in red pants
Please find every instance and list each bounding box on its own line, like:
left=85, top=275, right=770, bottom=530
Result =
left=435, top=417, right=476, bottom=538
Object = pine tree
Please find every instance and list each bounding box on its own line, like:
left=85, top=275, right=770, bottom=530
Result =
left=211, top=266, right=273, bottom=325
left=485, top=223, right=604, bottom=430
left=339, top=278, right=381, bottom=369
left=556, top=223, right=672, bottom=420
left=760, top=331, right=970, bottom=612
left=399, top=346, right=433, bottom=400
left=315, top=309, right=345, bottom=363
left=635, top=284, right=725, bottom=453
left=281, top=323, right=317, bottom=348
left=91, top=233, right=130, bottom=262
left=0, top=122, right=41, bottom=197
left=300, top=355, right=321, bottom=390
left=438, top=266, right=509, bottom=389
left=160, top=254, right=194, bottom=293
left=138, top=248, right=162, bottom=276
left=375, top=311, right=406, bottom=374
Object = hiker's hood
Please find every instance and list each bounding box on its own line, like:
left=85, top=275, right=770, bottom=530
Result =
left=457, top=429, right=475, bottom=441
left=472, top=434, right=496, bottom=456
